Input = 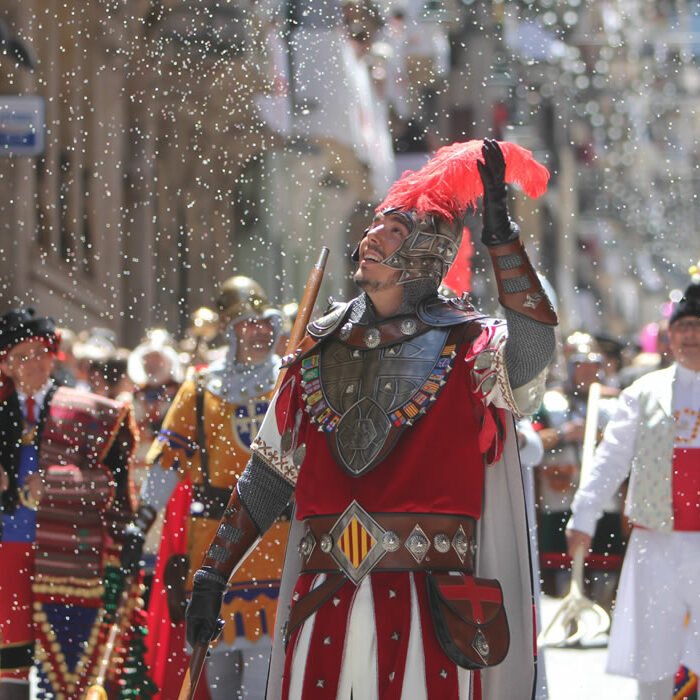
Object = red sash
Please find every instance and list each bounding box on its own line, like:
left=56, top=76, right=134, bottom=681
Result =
left=672, top=447, right=700, bottom=531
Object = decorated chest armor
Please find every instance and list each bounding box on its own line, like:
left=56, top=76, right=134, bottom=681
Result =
left=302, top=296, right=483, bottom=477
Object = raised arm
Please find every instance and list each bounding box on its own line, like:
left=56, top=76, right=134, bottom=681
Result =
left=477, top=139, right=558, bottom=415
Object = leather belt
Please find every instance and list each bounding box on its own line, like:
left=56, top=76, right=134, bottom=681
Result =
left=298, top=502, right=477, bottom=584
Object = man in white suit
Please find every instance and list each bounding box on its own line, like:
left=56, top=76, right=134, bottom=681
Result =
left=567, top=282, right=700, bottom=700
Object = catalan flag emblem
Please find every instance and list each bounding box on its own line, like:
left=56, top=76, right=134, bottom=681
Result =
left=329, top=500, right=388, bottom=584
left=338, top=516, right=376, bottom=570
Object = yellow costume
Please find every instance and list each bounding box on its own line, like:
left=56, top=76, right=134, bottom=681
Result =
left=148, top=374, right=288, bottom=645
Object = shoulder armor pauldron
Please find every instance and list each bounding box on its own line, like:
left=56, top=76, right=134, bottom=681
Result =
left=417, top=295, right=486, bottom=327
left=307, top=300, right=353, bottom=339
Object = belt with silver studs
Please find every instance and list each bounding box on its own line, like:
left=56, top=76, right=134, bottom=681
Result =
left=298, top=501, right=476, bottom=585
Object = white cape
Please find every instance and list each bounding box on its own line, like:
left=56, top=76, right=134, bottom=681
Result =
left=266, top=415, right=536, bottom=700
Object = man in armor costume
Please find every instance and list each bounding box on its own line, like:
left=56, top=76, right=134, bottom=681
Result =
left=533, top=332, right=623, bottom=604
left=186, top=139, right=558, bottom=699
left=0, top=308, right=138, bottom=700
left=127, top=329, right=185, bottom=571
left=567, top=283, right=700, bottom=700
left=120, top=277, right=289, bottom=699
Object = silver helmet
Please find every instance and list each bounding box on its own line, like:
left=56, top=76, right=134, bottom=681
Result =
left=352, top=207, right=463, bottom=288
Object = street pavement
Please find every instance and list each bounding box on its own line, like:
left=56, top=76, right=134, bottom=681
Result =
left=541, top=595, right=637, bottom=699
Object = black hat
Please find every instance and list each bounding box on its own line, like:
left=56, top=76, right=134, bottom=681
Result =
left=593, top=332, right=624, bottom=359
left=670, top=284, right=700, bottom=326
left=0, top=307, right=58, bottom=357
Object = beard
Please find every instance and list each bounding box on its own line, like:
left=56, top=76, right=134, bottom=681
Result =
left=353, top=270, right=399, bottom=293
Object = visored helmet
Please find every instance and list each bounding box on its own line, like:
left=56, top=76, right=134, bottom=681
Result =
left=352, top=207, right=462, bottom=287
left=216, top=276, right=280, bottom=326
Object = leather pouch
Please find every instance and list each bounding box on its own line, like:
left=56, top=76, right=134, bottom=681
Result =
left=426, top=572, right=509, bottom=669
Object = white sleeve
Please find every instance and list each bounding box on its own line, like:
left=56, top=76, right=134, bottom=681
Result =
left=139, top=461, right=180, bottom=512
left=469, top=321, right=547, bottom=418
left=567, top=388, right=640, bottom=536
left=516, top=418, right=544, bottom=469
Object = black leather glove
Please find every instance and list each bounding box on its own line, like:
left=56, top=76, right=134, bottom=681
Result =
left=186, top=567, right=226, bottom=647
left=477, top=138, right=520, bottom=247
left=120, top=530, right=145, bottom=575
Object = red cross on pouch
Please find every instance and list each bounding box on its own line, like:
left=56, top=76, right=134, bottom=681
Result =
left=439, top=576, right=502, bottom=623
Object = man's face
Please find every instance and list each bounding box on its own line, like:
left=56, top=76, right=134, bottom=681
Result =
left=0, top=338, right=54, bottom=394
left=235, top=317, right=275, bottom=364
left=353, top=213, right=411, bottom=293
left=668, top=315, right=700, bottom=371
left=143, top=350, right=171, bottom=385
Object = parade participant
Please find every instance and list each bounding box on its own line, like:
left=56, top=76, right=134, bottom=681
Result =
left=186, top=139, right=558, bottom=699
left=72, top=327, right=117, bottom=394
left=127, top=329, right=185, bottom=572
left=533, top=332, right=622, bottom=603
left=179, top=308, right=221, bottom=368
left=567, top=282, right=700, bottom=700
left=120, top=277, right=288, bottom=699
left=0, top=308, right=138, bottom=700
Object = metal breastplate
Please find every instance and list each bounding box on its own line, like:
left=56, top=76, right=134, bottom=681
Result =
left=301, top=326, right=455, bottom=477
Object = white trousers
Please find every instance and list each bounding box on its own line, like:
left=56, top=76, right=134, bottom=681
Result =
left=288, top=573, right=471, bottom=700
left=607, top=528, right=700, bottom=682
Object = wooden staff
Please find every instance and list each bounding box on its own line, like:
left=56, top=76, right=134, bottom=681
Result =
left=85, top=577, right=134, bottom=700
left=180, top=247, right=330, bottom=700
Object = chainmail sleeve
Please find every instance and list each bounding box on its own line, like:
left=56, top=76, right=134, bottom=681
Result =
left=236, top=453, right=295, bottom=533
left=503, top=307, right=556, bottom=388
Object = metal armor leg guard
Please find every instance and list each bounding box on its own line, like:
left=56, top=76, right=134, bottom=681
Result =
left=487, top=239, right=558, bottom=325
left=199, top=487, right=261, bottom=580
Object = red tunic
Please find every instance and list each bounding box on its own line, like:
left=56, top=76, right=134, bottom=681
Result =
left=291, top=340, right=499, bottom=520
left=263, top=331, right=507, bottom=699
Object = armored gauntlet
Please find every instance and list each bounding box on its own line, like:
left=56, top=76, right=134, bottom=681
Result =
left=186, top=487, right=261, bottom=647
left=477, top=138, right=520, bottom=247
left=477, top=139, right=557, bottom=325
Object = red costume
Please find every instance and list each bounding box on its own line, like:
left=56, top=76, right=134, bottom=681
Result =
left=0, top=309, right=138, bottom=699
left=186, top=139, right=557, bottom=700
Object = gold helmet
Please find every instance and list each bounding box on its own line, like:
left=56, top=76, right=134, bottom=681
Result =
left=190, top=306, right=219, bottom=341
left=216, top=276, right=279, bottom=326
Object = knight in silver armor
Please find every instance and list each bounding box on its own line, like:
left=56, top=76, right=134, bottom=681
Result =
left=187, top=139, right=559, bottom=700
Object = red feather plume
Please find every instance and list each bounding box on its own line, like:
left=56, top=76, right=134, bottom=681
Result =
left=442, top=226, right=473, bottom=296
left=378, top=140, right=549, bottom=221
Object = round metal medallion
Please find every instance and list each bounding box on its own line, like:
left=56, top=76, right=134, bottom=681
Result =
left=298, top=534, right=314, bottom=556
left=400, top=318, right=417, bottom=336
left=433, top=533, right=451, bottom=554
left=319, top=534, right=333, bottom=553
left=381, top=531, right=401, bottom=553
left=364, top=328, right=381, bottom=348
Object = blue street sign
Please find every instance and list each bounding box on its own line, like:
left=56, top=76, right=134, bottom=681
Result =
left=0, top=96, right=45, bottom=156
